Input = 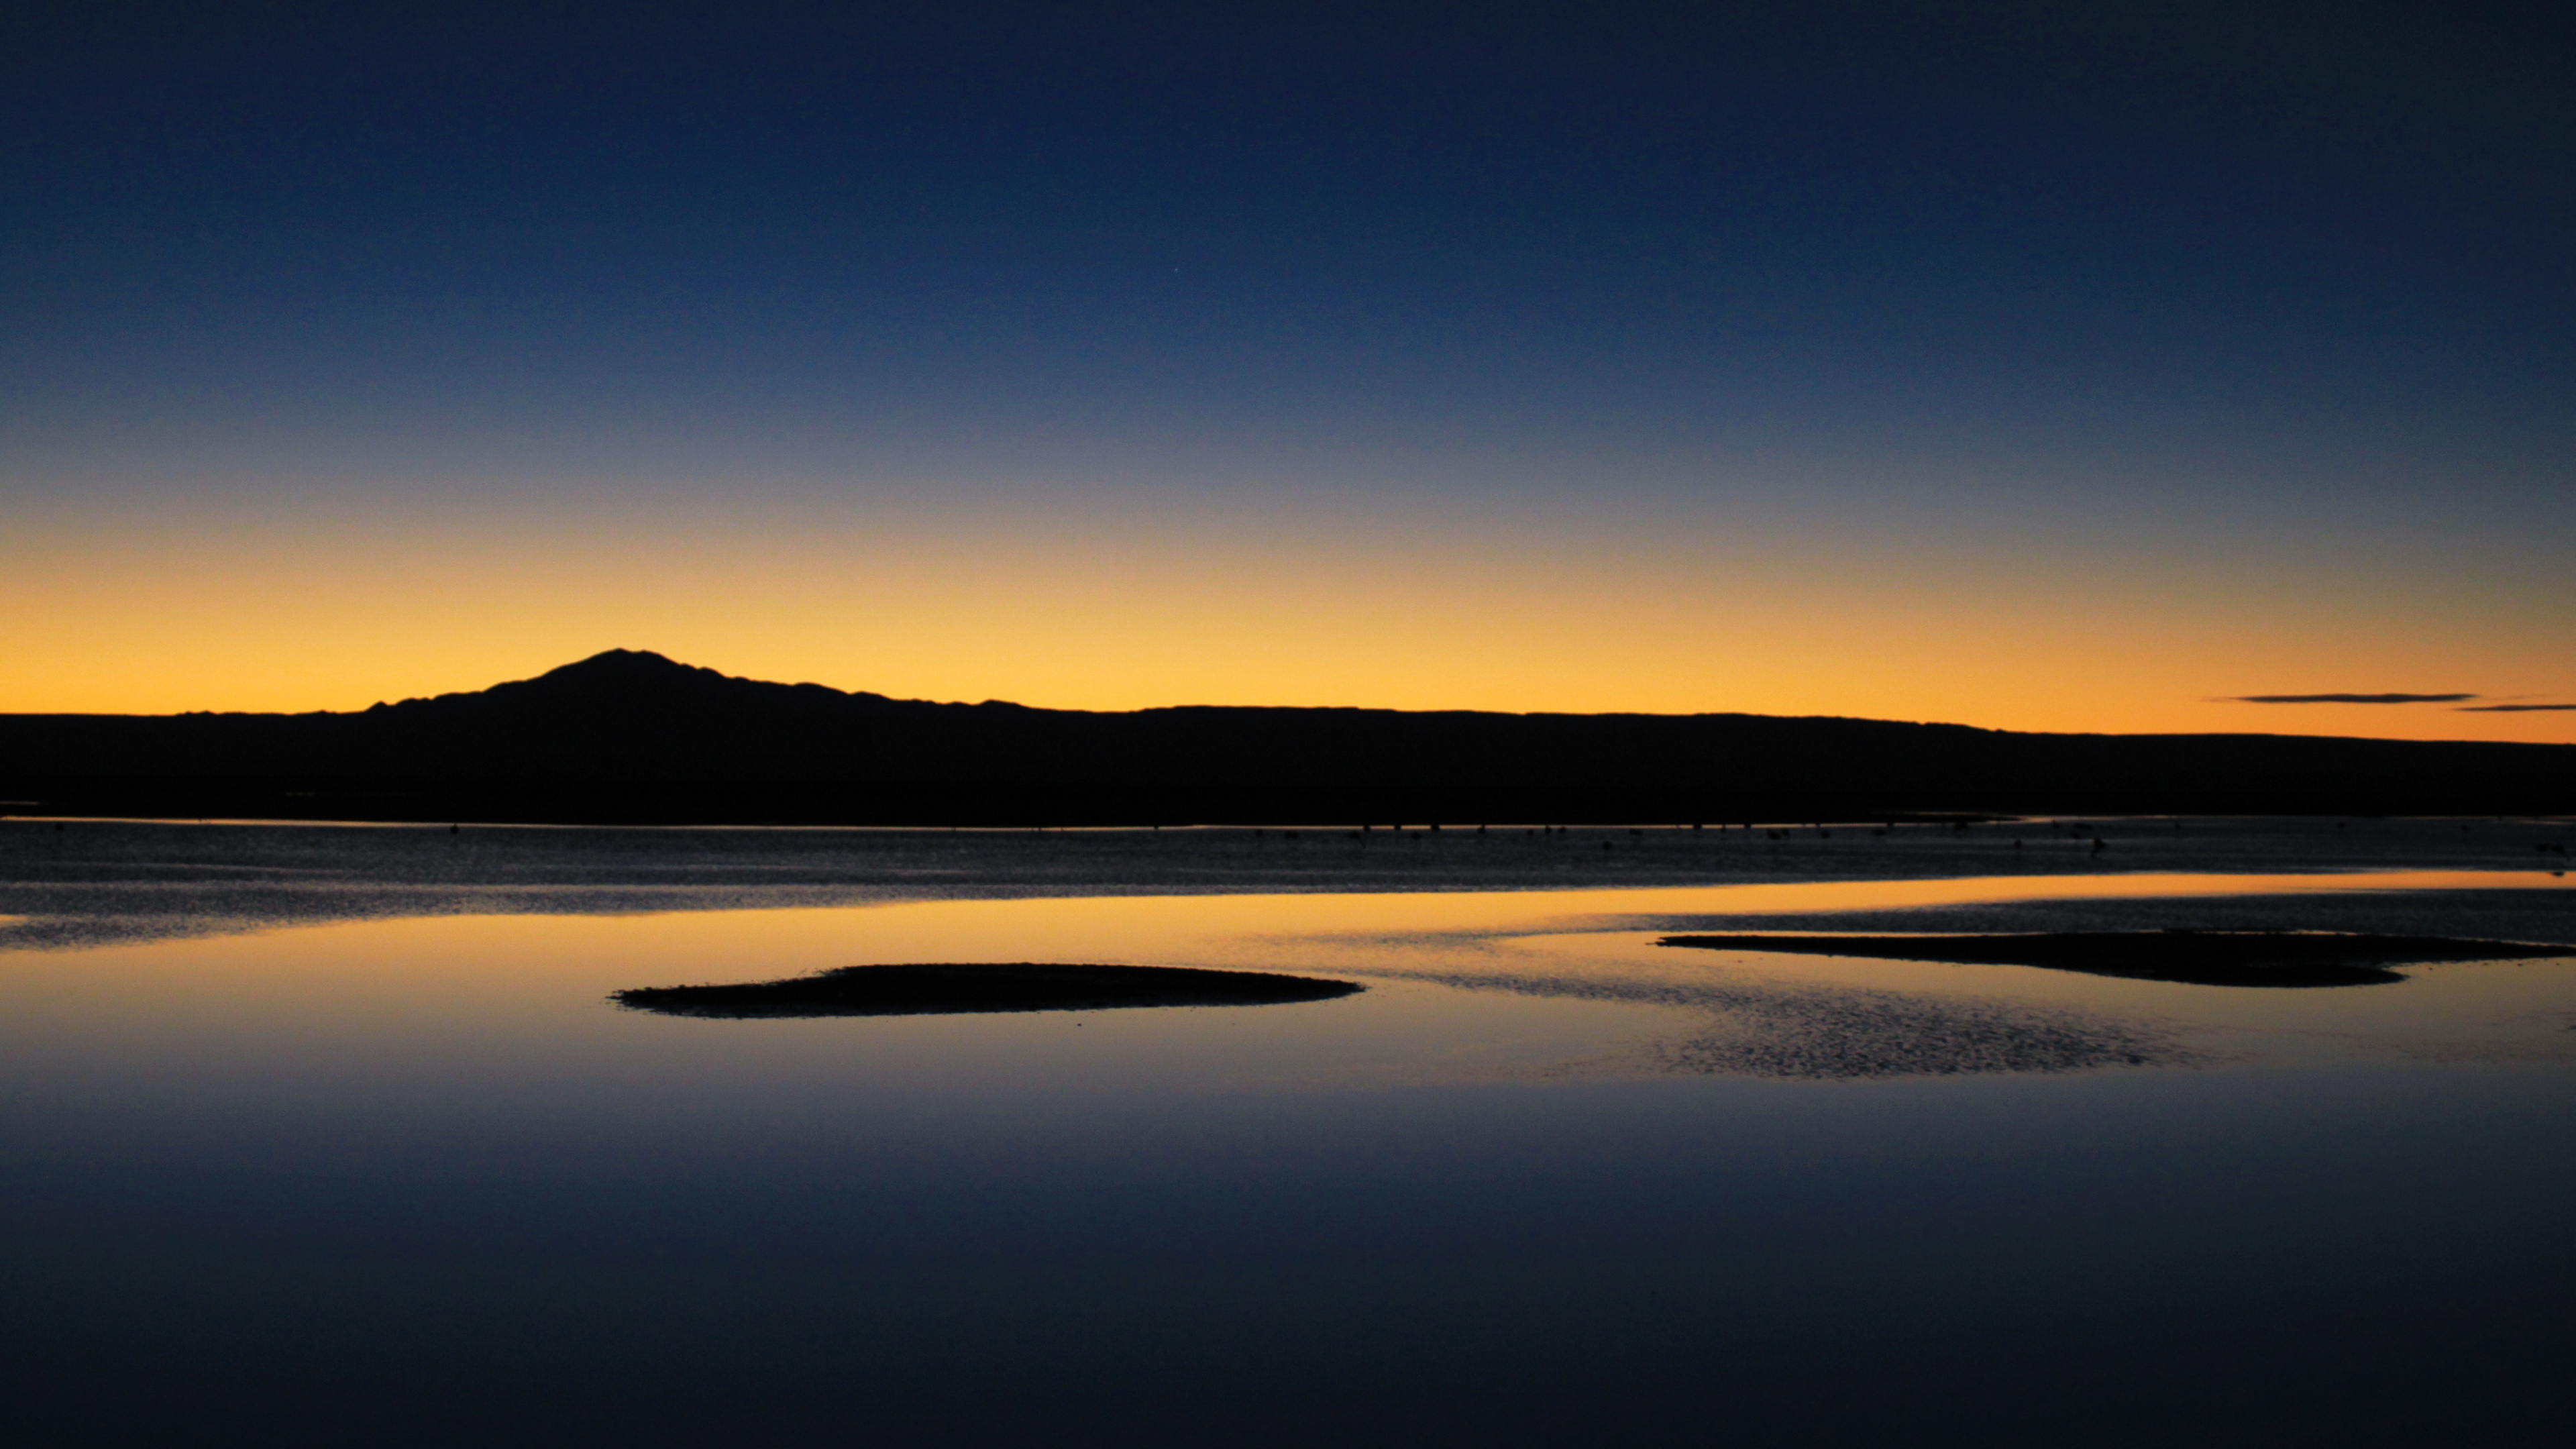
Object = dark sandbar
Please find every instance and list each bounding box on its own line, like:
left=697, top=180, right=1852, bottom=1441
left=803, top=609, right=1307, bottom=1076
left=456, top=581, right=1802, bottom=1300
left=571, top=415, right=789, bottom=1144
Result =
left=1658, top=931, right=2576, bottom=987
left=614, top=962, right=1364, bottom=1018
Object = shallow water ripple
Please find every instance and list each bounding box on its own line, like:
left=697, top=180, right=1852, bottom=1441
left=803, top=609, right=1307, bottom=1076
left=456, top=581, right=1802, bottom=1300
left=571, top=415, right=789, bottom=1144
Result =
left=1376, top=967, right=2192, bottom=1078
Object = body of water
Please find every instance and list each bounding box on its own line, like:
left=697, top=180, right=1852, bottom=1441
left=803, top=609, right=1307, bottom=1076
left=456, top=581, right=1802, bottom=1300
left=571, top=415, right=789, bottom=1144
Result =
left=4, top=819, right=2572, bottom=1445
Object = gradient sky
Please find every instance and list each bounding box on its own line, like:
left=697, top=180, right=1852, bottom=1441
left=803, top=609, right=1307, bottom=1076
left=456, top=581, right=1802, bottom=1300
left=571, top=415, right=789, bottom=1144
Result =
left=6, top=1, right=2571, bottom=740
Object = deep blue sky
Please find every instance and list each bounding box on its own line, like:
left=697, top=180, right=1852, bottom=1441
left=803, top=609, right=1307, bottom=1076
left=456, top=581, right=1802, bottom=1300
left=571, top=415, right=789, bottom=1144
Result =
left=5, top=2, right=2571, bottom=733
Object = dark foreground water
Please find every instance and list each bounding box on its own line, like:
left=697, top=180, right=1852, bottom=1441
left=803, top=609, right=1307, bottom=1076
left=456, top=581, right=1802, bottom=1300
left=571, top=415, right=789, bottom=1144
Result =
left=3, top=819, right=2572, bottom=1446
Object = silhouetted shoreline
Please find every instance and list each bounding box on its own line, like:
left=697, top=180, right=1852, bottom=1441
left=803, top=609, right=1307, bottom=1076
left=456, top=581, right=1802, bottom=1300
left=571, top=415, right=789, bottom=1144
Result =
left=8, top=649, right=2573, bottom=824
left=1658, top=930, right=2576, bottom=987
left=613, top=962, right=1365, bottom=1017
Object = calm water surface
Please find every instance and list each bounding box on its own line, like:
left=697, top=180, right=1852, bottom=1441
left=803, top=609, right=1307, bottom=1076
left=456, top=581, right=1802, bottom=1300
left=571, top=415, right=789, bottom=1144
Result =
left=4, top=822, right=2572, bottom=1445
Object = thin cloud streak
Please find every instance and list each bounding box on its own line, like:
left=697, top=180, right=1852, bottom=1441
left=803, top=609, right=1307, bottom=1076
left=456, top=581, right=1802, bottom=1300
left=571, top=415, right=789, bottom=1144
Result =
left=2456, top=703, right=2576, bottom=712
left=2226, top=693, right=2477, bottom=705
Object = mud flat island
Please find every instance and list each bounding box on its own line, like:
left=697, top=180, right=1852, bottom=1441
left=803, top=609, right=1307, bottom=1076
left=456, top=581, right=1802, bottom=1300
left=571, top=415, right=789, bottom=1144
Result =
left=1658, top=930, right=2576, bottom=987
left=614, top=962, right=1365, bottom=1017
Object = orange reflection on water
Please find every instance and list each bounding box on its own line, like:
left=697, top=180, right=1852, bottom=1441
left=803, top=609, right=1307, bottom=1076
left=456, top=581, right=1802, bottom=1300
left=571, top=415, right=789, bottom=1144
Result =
left=1535, top=868, right=2573, bottom=920
left=2, top=868, right=2570, bottom=1105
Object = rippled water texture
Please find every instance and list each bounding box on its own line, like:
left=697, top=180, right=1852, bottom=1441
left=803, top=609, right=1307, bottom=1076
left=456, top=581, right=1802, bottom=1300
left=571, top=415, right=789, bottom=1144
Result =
left=3, top=818, right=2571, bottom=1446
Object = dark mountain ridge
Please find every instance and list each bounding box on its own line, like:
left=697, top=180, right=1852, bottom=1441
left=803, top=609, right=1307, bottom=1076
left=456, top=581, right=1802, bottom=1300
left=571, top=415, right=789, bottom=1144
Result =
left=5, top=649, right=2570, bottom=824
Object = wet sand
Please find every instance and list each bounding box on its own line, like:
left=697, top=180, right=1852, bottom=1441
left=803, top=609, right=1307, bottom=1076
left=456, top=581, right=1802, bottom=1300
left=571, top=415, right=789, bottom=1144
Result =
left=614, top=961, right=1364, bottom=1017
left=1658, top=930, right=2575, bottom=987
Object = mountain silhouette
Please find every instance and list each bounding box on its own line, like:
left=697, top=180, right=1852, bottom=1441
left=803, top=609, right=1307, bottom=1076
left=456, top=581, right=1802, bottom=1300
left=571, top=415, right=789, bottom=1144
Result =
left=5, top=649, right=2571, bottom=823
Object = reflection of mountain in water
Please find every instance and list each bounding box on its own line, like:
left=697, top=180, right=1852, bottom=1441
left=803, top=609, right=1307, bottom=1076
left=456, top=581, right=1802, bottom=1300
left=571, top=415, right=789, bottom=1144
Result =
left=1659, top=931, right=2576, bottom=987
left=6, top=647, right=2575, bottom=822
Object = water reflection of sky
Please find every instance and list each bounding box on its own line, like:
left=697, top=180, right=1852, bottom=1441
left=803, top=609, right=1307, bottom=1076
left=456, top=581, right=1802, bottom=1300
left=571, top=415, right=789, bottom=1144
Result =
left=3, top=855, right=2570, bottom=1444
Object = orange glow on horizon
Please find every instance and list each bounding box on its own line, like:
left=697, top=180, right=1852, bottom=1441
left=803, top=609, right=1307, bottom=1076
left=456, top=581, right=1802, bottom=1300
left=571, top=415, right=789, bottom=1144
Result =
left=7, top=493, right=2571, bottom=743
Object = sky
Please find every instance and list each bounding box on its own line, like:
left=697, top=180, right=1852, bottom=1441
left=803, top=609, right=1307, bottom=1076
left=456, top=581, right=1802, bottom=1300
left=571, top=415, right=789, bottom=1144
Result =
left=5, top=1, right=2571, bottom=740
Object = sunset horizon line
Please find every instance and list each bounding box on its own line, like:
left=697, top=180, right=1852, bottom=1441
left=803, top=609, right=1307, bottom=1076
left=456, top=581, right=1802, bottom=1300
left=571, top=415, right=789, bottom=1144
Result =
left=23, top=645, right=2569, bottom=747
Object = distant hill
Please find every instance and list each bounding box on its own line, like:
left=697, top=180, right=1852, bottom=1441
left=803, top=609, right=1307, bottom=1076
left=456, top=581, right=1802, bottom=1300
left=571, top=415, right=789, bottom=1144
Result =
left=3, top=649, right=2569, bottom=823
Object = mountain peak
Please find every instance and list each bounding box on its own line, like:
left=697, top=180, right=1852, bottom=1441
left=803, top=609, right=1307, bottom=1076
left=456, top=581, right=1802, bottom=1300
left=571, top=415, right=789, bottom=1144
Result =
left=536, top=649, right=707, bottom=682
left=501, top=649, right=766, bottom=704
left=362, top=649, right=767, bottom=717
left=365, top=651, right=925, bottom=722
